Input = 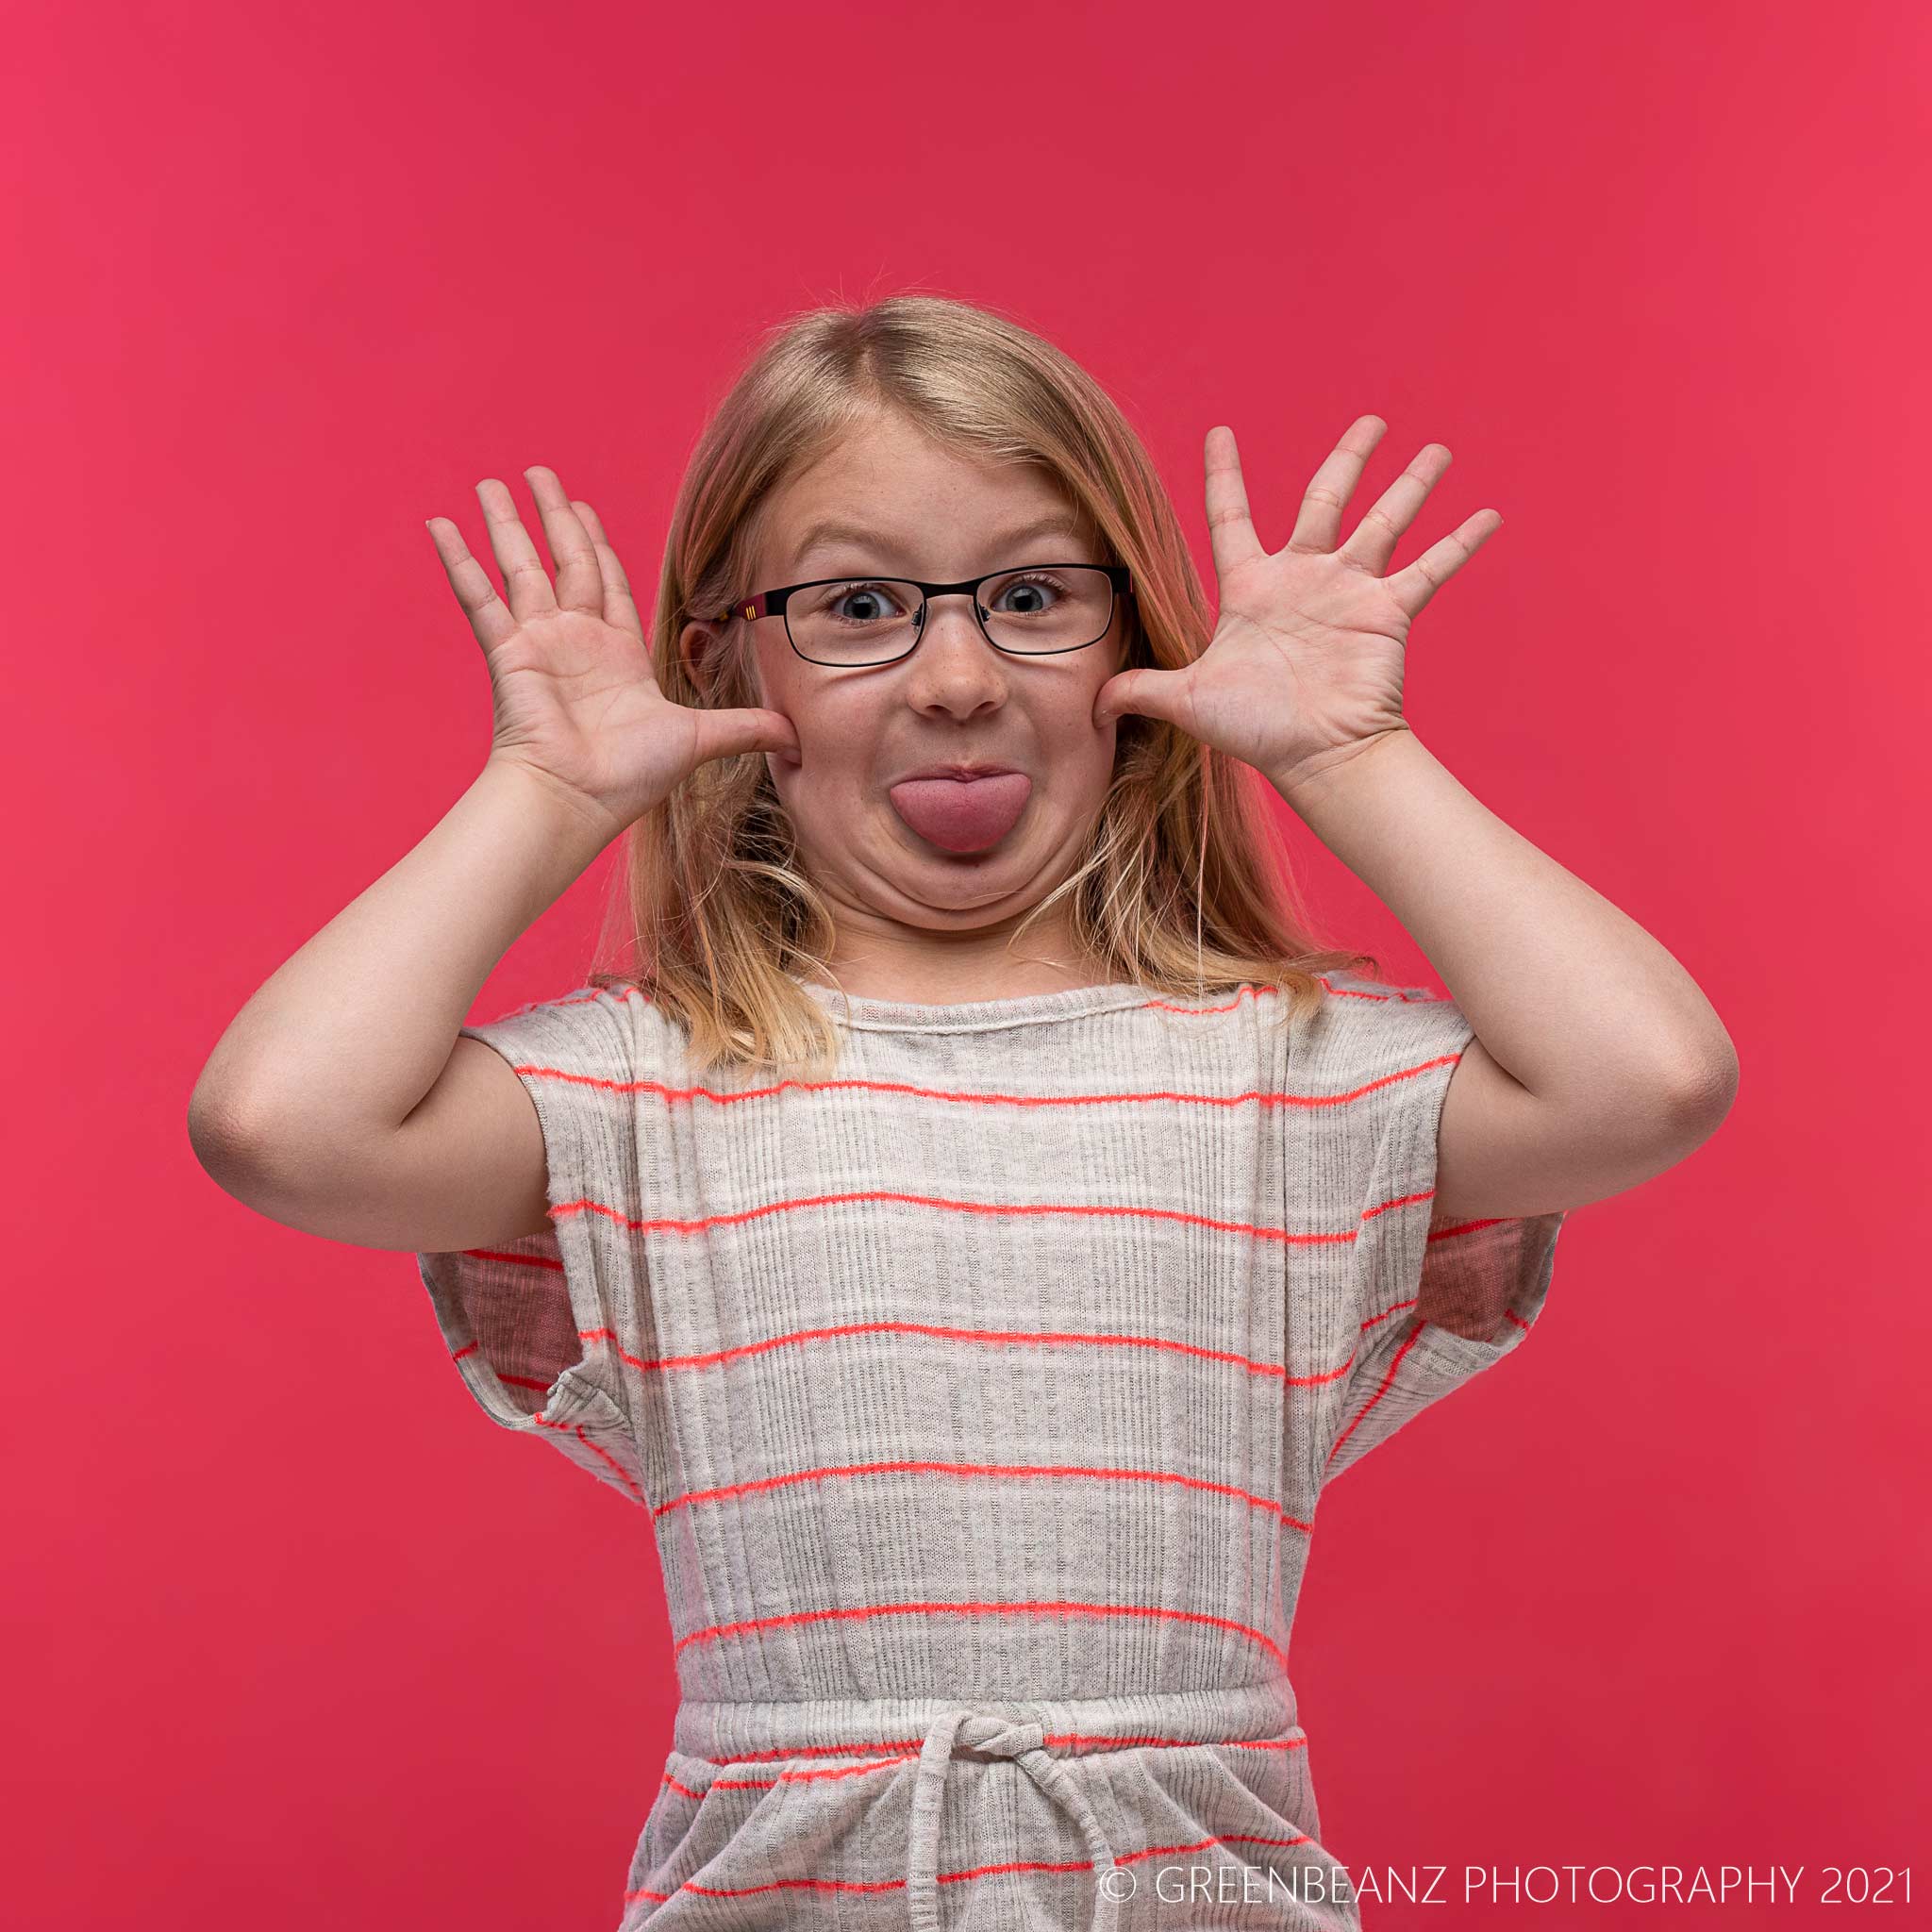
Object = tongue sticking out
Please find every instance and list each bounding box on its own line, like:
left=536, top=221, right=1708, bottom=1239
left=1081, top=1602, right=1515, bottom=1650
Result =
left=887, top=773, right=1032, bottom=854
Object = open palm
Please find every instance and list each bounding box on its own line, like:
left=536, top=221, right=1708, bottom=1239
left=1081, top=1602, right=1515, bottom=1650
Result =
left=426, top=466, right=798, bottom=839
left=1095, top=417, right=1501, bottom=798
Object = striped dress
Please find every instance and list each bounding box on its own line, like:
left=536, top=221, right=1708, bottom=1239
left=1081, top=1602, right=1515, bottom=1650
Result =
left=416, top=970, right=1566, bottom=1930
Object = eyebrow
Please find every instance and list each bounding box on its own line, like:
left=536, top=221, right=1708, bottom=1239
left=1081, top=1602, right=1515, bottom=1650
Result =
left=791, top=512, right=1090, bottom=575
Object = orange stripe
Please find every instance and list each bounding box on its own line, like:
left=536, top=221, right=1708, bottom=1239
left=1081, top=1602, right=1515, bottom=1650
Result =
left=465, top=1179, right=1457, bottom=1278
left=650, top=1457, right=1313, bottom=1534
left=678, top=1731, right=1308, bottom=1770
left=624, top=1824, right=1316, bottom=1907
left=525, top=1412, right=648, bottom=1504
left=493, top=1369, right=554, bottom=1393
left=457, top=1245, right=565, bottom=1272
left=703, top=1756, right=918, bottom=1789
left=1121, top=1828, right=1315, bottom=1862
left=504, top=974, right=1426, bottom=1028
left=575, top=1315, right=1330, bottom=1382
left=560, top=1185, right=1391, bottom=1247
left=496, top=1049, right=1462, bottom=1115
left=679, top=1874, right=907, bottom=1897
left=932, top=1856, right=1103, bottom=1883
left=669, top=1597, right=1288, bottom=1670
left=1426, top=1215, right=1513, bottom=1240
left=1324, top=1319, right=1428, bottom=1467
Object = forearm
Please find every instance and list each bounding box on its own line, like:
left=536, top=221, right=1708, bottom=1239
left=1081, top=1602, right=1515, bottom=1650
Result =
left=1273, top=729, right=1738, bottom=1112
left=190, top=756, right=616, bottom=1153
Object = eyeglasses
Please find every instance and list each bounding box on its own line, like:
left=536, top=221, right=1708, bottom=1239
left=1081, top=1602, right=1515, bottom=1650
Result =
left=712, top=561, right=1134, bottom=668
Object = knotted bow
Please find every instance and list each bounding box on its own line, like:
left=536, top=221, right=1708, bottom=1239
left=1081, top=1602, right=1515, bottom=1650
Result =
left=905, top=1708, right=1123, bottom=1932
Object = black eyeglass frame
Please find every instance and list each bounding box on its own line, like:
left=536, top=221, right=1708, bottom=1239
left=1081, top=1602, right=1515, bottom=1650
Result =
left=712, top=562, right=1135, bottom=666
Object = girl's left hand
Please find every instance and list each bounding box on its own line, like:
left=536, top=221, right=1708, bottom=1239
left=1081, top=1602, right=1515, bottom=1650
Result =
left=1093, top=416, right=1501, bottom=799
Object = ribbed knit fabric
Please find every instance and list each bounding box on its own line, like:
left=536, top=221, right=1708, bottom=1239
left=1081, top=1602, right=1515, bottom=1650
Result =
left=416, top=970, right=1565, bottom=1931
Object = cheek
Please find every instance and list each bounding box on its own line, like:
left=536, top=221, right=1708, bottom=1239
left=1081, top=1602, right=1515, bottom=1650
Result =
left=1046, top=691, right=1112, bottom=759
left=1058, top=718, right=1123, bottom=808
left=781, top=693, right=885, bottom=801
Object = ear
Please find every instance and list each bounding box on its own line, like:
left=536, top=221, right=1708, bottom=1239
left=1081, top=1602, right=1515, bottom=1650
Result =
left=681, top=617, right=741, bottom=702
left=677, top=618, right=720, bottom=667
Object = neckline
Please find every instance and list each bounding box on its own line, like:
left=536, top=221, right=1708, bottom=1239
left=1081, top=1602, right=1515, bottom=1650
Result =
left=791, top=975, right=1158, bottom=1033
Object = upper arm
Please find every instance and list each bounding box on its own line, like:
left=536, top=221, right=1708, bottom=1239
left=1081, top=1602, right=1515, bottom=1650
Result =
left=1431, top=1031, right=1735, bottom=1223
left=195, top=1028, right=555, bottom=1254
left=388, top=1034, right=555, bottom=1249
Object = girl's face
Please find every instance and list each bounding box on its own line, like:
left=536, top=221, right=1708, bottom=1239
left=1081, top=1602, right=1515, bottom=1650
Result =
left=692, top=408, right=1129, bottom=982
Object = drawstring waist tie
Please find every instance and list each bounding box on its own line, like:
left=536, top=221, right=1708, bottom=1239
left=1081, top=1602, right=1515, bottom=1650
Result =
left=907, top=1708, right=1121, bottom=1932
left=665, top=1682, right=1307, bottom=1927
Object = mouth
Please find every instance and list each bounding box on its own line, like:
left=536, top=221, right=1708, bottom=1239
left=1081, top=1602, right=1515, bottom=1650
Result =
left=893, top=760, right=1023, bottom=783
left=886, top=768, right=1033, bottom=854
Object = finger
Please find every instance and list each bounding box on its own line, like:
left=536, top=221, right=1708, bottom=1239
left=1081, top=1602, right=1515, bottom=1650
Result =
left=425, top=515, right=520, bottom=656
left=1204, top=425, right=1267, bottom=578
left=1282, top=415, right=1388, bottom=556
left=523, top=467, right=605, bottom=615
left=1382, top=509, right=1503, bottom=620
left=1335, top=442, right=1452, bottom=577
left=475, top=477, right=558, bottom=625
left=572, top=498, right=648, bottom=648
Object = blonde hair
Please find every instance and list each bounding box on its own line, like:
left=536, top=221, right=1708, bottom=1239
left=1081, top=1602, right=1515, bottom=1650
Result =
left=589, top=290, right=1377, bottom=1075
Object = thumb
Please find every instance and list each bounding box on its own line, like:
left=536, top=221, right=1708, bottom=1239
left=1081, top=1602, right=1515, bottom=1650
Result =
left=1095, top=667, right=1183, bottom=732
left=698, top=707, right=803, bottom=769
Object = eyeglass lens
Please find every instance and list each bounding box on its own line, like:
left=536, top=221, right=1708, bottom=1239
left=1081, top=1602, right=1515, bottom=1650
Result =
left=786, top=565, right=1113, bottom=665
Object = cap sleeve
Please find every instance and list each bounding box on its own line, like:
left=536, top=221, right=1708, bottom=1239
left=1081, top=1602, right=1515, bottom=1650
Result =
left=1303, top=972, right=1566, bottom=1489
left=414, top=983, right=654, bottom=1508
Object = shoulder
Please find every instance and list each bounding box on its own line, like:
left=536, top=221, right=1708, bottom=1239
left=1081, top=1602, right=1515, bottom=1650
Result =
left=460, top=978, right=675, bottom=1086
left=1295, top=970, right=1474, bottom=1080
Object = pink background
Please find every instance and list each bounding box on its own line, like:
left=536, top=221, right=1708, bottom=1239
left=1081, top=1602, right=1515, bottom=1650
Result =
left=7, top=0, right=1926, bottom=1924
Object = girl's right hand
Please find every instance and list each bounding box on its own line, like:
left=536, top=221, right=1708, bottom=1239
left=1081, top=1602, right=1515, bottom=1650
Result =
left=426, top=465, right=799, bottom=841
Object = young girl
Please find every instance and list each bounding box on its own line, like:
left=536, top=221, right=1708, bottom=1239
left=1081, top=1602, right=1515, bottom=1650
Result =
left=190, top=295, right=1737, bottom=1930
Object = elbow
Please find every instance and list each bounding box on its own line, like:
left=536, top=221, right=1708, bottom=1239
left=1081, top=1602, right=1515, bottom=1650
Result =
left=187, top=1077, right=302, bottom=1197
left=1656, top=1039, right=1740, bottom=1149
left=187, top=1078, right=261, bottom=1191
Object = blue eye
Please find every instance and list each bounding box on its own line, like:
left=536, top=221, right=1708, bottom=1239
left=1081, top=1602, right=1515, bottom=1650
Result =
left=814, top=580, right=914, bottom=627
left=984, top=571, right=1071, bottom=616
